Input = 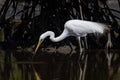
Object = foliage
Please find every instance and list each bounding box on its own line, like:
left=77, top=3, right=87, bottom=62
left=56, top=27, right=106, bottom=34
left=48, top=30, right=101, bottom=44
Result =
left=0, top=0, right=120, bottom=49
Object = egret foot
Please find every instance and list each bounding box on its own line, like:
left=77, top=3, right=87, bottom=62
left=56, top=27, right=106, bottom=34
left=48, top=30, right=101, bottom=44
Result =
left=105, top=32, right=113, bottom=49
left=80, top=48, right=85, bottom=55
left=106, top=40, right=113, bottom=49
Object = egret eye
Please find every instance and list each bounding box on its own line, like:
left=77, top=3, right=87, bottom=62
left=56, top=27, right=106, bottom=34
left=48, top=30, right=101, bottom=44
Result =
left=41, top=39, right=43, bottom=42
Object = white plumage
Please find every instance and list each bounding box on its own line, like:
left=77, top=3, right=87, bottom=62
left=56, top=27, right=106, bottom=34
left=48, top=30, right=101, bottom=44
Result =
left=64, top=20, right=106, bottom=36
left=35, top=19, right=112, bottom=53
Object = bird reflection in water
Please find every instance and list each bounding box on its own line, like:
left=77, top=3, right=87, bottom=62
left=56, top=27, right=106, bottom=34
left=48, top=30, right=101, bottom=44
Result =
left=0, top=49, right=120, bottom=80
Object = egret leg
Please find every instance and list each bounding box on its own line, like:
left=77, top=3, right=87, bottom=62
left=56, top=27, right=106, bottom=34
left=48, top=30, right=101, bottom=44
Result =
left=80, top=36, right=88, bottom=50
left=106, top=33, right=113, bottom=48
left=78, top=37, right=83, bottom=53
left=84, top=36, right=88, bottom=49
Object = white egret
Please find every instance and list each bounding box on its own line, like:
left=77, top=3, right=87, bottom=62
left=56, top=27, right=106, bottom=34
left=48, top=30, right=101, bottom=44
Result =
left=35, top=19, right=112, bottom=53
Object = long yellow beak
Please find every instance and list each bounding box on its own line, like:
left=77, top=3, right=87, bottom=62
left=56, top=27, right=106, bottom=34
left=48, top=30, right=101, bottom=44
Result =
left=35, top=40, right=42, bottom=53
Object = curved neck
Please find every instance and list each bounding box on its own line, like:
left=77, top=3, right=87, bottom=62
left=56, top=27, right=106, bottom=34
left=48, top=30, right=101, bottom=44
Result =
left=43, top=30, right=69, bottom=42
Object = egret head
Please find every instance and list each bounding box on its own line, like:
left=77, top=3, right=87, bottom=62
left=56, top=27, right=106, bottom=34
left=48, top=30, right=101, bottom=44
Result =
left=34, top=33, right=47, bottom=53
left=34, top=31, right=54, bottom=53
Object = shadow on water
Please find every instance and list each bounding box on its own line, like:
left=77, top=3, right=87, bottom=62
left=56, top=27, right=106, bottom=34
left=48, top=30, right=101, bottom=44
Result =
left=0, top=49, right=120, bottom=80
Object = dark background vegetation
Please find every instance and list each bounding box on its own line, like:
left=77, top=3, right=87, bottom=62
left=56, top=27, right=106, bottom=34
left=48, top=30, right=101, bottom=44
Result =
left=0, top=0, right=120, bottom=49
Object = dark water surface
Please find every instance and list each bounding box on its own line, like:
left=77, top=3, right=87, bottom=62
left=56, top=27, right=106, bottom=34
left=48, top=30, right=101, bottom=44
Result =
left=0, top=49, right=120, bottom=80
